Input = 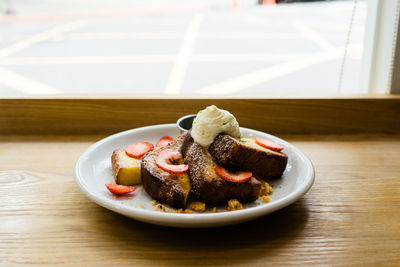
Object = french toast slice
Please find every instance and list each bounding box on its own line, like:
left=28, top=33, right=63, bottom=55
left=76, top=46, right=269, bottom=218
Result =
left=141, top=134, right=191, bottom=208
left=209, top=134, right=288, bottom=178
left=182, top=132, right=261, bottom=205
left=111, top=149, right=142, bottom=185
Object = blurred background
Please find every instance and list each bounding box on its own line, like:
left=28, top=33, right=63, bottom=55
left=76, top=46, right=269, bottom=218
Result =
left=0, top=0, right=367, bottom=95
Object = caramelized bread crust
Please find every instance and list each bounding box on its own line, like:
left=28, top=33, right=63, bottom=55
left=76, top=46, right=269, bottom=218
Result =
left=182, top=133, right=261, bottom=205
left=209, top=134, right=288, bottom=178
left=141, top=134, right=191, bottom=208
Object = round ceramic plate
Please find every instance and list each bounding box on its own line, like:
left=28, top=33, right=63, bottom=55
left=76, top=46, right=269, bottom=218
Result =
left=74, top=124, right=314, bottom=228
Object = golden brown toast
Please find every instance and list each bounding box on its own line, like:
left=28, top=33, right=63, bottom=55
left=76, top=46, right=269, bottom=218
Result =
left=141, top=134, right=191, bottom=208
left=209, top=134, right=288, bottom=178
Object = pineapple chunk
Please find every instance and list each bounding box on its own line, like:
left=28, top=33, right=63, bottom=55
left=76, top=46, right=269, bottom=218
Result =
left=111, top=149, right=141, bottom=185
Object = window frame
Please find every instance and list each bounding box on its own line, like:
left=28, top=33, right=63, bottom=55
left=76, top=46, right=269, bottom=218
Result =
left=360, top=0, right=400, bottom=94
left=391, top=6, right=400, bottom=94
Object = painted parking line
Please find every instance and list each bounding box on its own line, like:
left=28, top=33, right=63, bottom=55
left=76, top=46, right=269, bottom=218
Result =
left=0, top=21, right=86, bottom=94
left=191, top=53, right=306, bottom=62
left=0, top=55, right=176, bottom=65
left=1, top=31, right=350, bottom=43
left=0, top=21, right=86, bottom=58
left=165, top=13, right=204, bottom=94
left=292, top=20, right=336, bottom=52
left=195, top=49, right=344, bottom=94
left=0, top=67, right=61, bottom=94
left=64, top=32, right=184, bottom=40
left=0, top=53, right=307, bottom=65
left=194, top=16, right=355, bottom=94
left=0, top=6, right=211, bottom=24
left=194, top=43, right=362, bottom=94
left=62, top=31, right=302, bottom=41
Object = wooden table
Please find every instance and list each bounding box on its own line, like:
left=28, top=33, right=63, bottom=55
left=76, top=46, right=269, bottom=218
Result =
left=1, top=134, right=400, bottom=266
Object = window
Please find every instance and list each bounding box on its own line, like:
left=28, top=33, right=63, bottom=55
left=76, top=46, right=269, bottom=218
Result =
left=0, top=0, right=398, bottom=96
left=0, top=0, right=386, bottom=96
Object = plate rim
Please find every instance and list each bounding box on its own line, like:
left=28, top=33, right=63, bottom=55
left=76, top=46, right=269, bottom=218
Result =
left=74, top=124, right=315, bottom=227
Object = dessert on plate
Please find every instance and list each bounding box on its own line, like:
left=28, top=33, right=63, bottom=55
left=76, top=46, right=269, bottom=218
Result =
left=109, top=105, right=288, bottom=211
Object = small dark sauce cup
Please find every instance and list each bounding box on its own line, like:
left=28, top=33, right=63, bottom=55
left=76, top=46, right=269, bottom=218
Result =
left=176, top=114, right=196, bottom=133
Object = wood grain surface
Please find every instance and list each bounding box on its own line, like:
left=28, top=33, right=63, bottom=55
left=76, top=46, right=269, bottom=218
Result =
left=1, top=96, right=400, bottom=135
left=1, top=134, right=399, bottom=266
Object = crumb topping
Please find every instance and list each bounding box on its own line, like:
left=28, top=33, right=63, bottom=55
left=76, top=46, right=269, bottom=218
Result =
left=189, top=201, right=206, bottom=212
left=226, top=199, right=243, bottom=211
left=184, top=209, right=194, bottom=214
left=258, top=195, right=270, bottom=203
left=259, top=181, right=274, bottom=196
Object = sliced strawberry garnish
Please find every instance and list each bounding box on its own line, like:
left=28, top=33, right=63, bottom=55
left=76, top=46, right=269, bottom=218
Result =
left=255, top=137, right=284, bottom=152
left=156, top=149, right=189, bottom=174
left=125, top=142, right=154, bottom=158
left=156, top=136, right=174, bottom=147
left=215, top=165, right=252, bottom=183
left=105, top=183, right=136, bottom=195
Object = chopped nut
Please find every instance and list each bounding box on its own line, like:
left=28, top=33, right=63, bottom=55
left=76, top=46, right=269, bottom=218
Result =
left=184, top=209, right=194, bottom=214
left=259, top=181, right=274, bottom=197
left=189, top=201, right=206, bottom=212
left=212, top=207, right=217, bottom=213
left=258, top=195, right=270, bottom=203
left=176, top=208, right=183, bottom=213
left=226, top=199, right=243, bottom=211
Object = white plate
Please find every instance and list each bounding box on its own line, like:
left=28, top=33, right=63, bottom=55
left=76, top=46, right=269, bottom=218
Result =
left=74, top=124, right=314, bottom=228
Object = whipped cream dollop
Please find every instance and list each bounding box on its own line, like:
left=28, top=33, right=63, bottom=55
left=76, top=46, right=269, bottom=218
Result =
left=191, top=105, right=241, bottom=147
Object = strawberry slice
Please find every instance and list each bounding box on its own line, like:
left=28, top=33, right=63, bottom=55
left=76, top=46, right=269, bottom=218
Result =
left=156, top=136, right=174, bottom=147
left=105, top=183, right=136, bottom=195
left=125, top=142, right=154, bottom=158
left=156, top=149, right=189, bottom=174
left=255, top=137, right=284, bottom=152
left=215, top=165, right=252, bottom=183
